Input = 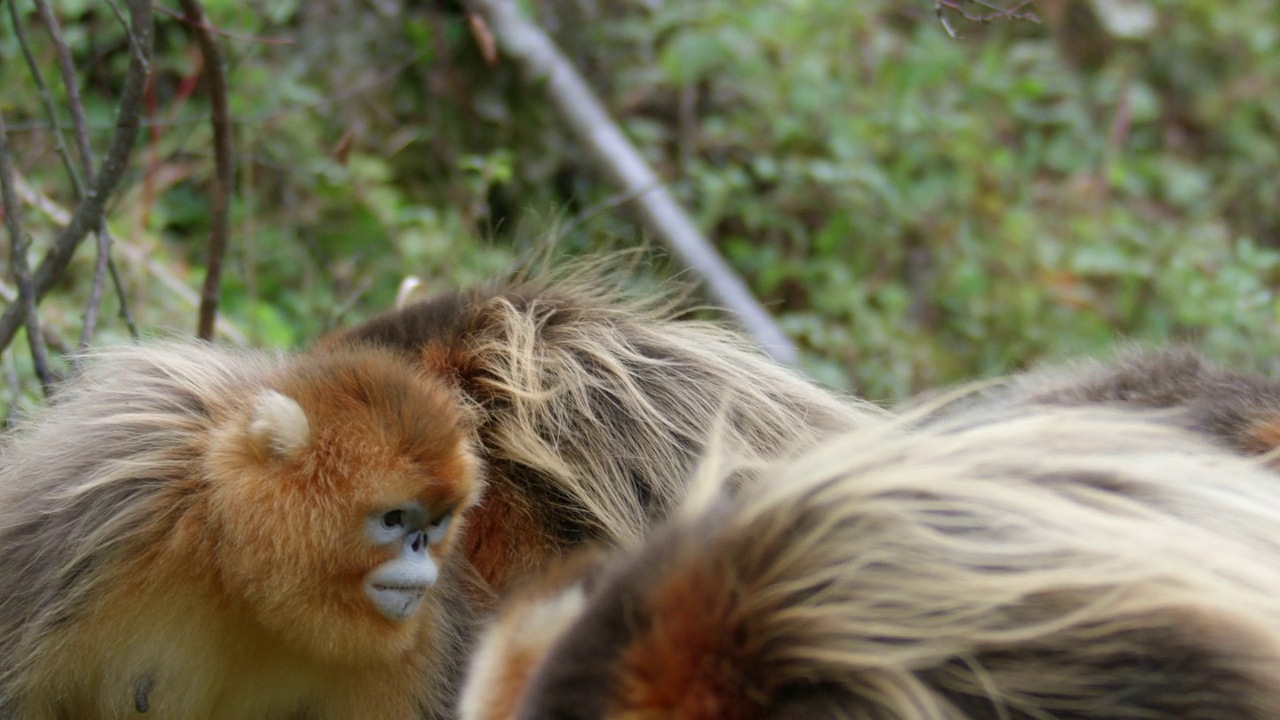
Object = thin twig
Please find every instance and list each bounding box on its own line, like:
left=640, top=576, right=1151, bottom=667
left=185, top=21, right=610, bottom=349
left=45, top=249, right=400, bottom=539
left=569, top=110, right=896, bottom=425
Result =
left=7, top=0, right=86, bottom=195
left=0, top=280, right=73, bottom=354
left=0, top=0, right=153, bottom=354
left=935, top=0, right=1039, bottom=37
left=329, top=275, right=374, bottom=328
left=176, top=0, right=235, bottom=341
left=154, top=3, right=294, bottom=45
left=30, top=0, right=121, bottom=348
left=80, top=227, right=112, bottom=348
left=556, top=182, right=662, bottom=240
left=468, top=0, right=800, bottom=365
left=7, top=49, right=430, bottom=137
left=3, top=349, right=23, bottom=427
left=33, top=0, right=96, bottom=182
left=107, top=258, right=141, bottom=338
left=0, top=111, right=55, bottom=395
left=104, top=0, right=150, bottom=70
left=14, top=173, right=247, bottom=344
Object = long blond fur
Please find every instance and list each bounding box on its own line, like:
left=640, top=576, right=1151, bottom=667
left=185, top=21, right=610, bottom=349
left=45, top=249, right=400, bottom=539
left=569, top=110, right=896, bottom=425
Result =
left=328, top=260, right=885, bottom=594
left=906, top=345, right=1280, bottom=464
left=0, top=343, right=278, bottom=704
left=469, top=405, right=1280, bottom=719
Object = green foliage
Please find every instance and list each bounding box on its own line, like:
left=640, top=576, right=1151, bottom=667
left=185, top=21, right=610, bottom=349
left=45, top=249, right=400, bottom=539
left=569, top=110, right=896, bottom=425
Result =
left=3, top=0, right=1280, bottom=410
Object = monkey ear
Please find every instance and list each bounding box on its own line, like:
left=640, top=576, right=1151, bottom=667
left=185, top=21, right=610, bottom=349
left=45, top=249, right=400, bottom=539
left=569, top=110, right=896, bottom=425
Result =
left=249, top=390, right=312, bottom=459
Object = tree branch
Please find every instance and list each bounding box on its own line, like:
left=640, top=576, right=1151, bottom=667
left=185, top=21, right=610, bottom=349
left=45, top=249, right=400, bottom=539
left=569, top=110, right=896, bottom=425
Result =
left=30, top=0, right=128, bottom=348
left=13, top=173, right=248, bottom=345
left=467, top=0, right=800, bottom=365
left=175, top=0, right=235, bottom=341
left=0, top=111, right=55, bottom=394
left=0, top=0, right=153, bottom=354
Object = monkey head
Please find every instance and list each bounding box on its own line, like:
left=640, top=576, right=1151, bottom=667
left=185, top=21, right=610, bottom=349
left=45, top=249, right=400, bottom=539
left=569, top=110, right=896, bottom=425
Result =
left=202, top=347, right=483, bottom=664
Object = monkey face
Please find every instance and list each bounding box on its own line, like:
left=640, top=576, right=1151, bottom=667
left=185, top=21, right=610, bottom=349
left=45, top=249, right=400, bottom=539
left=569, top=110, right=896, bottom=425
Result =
left=204, top=348, right=482, bottom=664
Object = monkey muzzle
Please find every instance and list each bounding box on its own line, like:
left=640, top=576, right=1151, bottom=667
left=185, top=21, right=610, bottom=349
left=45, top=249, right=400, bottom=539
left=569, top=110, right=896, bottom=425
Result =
left=364, top=530, right=439, bottom=620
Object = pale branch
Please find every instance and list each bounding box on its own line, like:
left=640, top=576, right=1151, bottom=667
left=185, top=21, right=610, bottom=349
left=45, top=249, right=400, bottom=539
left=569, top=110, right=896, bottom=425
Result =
left=80, top=224, right=112, bottom=348
left=175, top=0, right=235, bottom=341
left=0, top=0, right=153, bottom=354
left=467, top=0, right=800, bottom=366
left=935, top=0, right=1040, bottom=37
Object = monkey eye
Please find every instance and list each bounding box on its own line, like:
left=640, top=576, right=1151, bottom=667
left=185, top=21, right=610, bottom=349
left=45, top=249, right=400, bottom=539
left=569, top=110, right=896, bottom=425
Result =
left=426, top=511, right=454, bottom=544
left=380, top=509, right=405, bottom=530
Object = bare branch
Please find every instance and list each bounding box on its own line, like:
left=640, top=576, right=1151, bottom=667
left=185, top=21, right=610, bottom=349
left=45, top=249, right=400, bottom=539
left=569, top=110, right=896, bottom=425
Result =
left=0, top=280, right=73, bottom=355
left=0, top=111, right=55, bottom=395
left=28, top=0, right=125, bottom=348
left=79, top=228, right=111, bottom=348
left=175, top=0, right=236, bottom=341
left=935, top=0, right=1040, bottom=36
left=6, top=0, right=86, bottom=195
left=467, top=0, right=800, bottom=365
left=0, top=0, right=153, bottom=354
left=3, top=349, right=23, bottom=427
left=556, top=182, right=662, bottom=240
left=104, top=0, right=150, bottom=69
left=107, top=258, right=140, bottom=339
left=154, top=3, right=294, bottom=45
left=32, top=0, right=96, bottom=182
left=14, top=174, right=247, bottom=345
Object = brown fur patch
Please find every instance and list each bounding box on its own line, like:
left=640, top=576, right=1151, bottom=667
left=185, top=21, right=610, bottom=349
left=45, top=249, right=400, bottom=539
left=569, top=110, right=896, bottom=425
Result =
left=461, top=478, right=559, bottom=597
left=1243, top=416, right=1280, bottom=458
left=617, top=554, right=759, bottom=720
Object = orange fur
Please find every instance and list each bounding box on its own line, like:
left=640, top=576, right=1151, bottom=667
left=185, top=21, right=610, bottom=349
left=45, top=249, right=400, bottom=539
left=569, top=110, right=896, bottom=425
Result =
left=1243, top=416, right=1280, bottom=459
left=0, top=343, right=482, bottom=719
left=618, top=556, right=759, bottom=720
left=460, top=479, right=560, bottom=595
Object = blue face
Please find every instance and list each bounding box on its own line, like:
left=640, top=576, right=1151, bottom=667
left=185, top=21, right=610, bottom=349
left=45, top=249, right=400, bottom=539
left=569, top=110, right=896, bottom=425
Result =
left=362, top=502, right=456, bottom=620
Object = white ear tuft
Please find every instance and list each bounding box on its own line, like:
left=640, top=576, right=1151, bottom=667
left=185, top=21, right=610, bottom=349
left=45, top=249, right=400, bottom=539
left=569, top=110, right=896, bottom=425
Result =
left=249, top=390, right=311, bottom=459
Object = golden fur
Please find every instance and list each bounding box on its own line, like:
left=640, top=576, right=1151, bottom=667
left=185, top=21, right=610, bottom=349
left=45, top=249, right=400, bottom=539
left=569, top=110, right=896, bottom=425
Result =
left=325, top=262, right=883, bottom=597
left=462, top=405, right=1280, bottom=719
left=0, top=342, right=482, bottom=719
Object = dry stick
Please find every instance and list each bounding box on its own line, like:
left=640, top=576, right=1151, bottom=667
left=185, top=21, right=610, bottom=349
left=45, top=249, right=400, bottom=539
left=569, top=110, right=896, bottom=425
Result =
left=0, top=0, right=153, bottom=355
left=0, top=281, right=72, bottom=355
left=467, top=0, right=800, bottom=365
left=14, top=174, right=249, bottom=345
left=106, top=258, right=140, bottom=336
left=5, top=0, right=86, bottom=363
left=175, top=0, right=234, bottom=341
left=7, top=0, right=85, bottom=195
left=153, top=3, right=293, bottom=45
left=31, top=0, right=130, bottom=348
left=3, top=349, right=21, bottom=426
left=104, top=0, right=150, bottom=68
left=0, top=111, right=55, bottom=394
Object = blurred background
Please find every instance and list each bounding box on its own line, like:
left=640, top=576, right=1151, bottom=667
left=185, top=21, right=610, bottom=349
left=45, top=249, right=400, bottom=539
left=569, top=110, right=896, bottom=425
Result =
left=2, top=0, right=1279, bottom=407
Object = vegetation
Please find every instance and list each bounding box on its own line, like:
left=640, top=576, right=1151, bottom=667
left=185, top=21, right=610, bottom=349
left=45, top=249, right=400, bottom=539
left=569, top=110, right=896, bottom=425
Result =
left=2, top=0, right=1279, bottom=408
